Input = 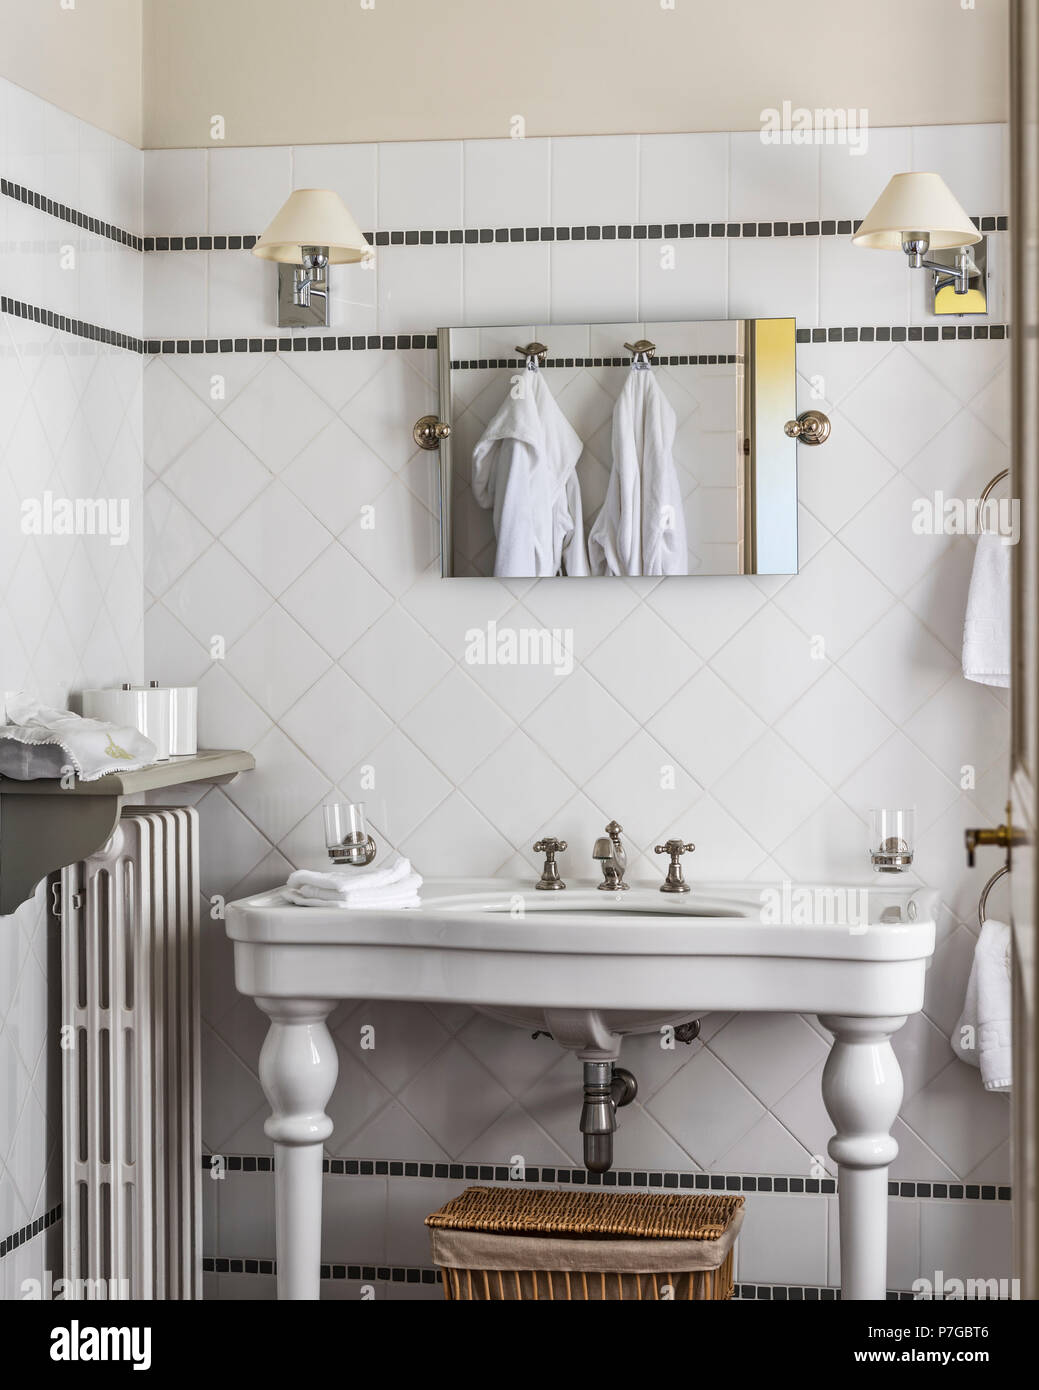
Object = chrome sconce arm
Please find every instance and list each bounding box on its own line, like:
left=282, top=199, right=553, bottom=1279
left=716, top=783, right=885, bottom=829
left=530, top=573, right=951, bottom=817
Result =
left=901, top=234, right=977, bottom=296
left=291, top=245, right=331, bottom=307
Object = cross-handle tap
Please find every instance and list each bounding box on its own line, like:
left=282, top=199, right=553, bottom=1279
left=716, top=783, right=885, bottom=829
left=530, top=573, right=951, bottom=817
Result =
left=654, top=839, right=695, bottom=894
left=533, top=837, right=567, bottom=890
left=593, top=820, right=629, bottom=891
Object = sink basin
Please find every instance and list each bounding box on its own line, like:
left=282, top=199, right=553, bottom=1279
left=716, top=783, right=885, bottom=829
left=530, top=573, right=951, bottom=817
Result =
left=439, top=887, right=749, bottom=918
left=227, top=878, right=935, bottom=1053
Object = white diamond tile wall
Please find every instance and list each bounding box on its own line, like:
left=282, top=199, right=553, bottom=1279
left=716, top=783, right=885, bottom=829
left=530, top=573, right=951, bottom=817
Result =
left=141, top=123, right=1013, bottom=1285
left=0, top=76, right=145, bottom=1288
left=0, top=94, right=1014, bottom=1291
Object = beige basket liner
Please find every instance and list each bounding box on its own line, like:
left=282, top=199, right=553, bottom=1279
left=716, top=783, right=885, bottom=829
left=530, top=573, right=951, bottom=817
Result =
left=430, top=1207, right=743, bottom=1274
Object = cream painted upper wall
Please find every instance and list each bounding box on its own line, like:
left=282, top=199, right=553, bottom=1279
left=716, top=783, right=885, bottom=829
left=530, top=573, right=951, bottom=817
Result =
left=0, top=0, right=142, bottom=146
left=142, top=0, right=1008, bottom=149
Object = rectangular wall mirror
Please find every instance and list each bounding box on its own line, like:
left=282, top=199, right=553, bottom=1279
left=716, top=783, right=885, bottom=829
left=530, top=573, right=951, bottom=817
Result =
left=435, top=317, right=797, bottom=579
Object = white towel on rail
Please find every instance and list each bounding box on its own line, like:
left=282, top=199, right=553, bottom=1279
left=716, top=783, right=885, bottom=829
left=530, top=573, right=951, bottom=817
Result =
left=951, top=918, right=1012, bottom=1091
left=472, top=371, right=589, bottom=578
left=962, top=531, right=1010, bottom=687
left=588, top=368, right=688, bottom=576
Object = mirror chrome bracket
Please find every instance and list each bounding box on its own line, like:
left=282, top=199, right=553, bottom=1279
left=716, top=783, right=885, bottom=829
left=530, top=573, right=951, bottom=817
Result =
left=413, top=415, right=451, bottom=450
left=784, top=409, right=831, bottom=445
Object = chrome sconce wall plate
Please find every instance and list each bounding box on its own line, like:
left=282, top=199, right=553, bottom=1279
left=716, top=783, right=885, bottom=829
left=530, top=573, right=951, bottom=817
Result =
left=784, top=409, right=831, bottom=445
left=276, top=251, right=331, bottom=329
left=931, top=237, right=987, bottom=315
left=253, top=189, right=371, bottom=328
left=852, top=171, right=987, bottom=317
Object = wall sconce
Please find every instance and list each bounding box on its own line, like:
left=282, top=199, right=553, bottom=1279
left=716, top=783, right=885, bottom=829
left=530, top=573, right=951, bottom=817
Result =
left=252, top=189, right=370, bottom=327
left=852, top=172, right=987, bottom=315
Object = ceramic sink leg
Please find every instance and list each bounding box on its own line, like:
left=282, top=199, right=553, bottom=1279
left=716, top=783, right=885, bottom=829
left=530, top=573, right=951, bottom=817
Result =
left=256, top=997, right=339, bottom=1300
left=819, top=1013, right=907, bottom=1302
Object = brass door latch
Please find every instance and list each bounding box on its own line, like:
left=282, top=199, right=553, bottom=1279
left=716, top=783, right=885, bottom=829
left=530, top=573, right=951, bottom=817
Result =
left=965, top=805, right=1024, bottom=868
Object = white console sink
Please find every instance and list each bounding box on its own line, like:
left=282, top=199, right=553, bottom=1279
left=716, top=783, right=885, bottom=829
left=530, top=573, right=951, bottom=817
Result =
left=225, top=878, right=937, bottom=1303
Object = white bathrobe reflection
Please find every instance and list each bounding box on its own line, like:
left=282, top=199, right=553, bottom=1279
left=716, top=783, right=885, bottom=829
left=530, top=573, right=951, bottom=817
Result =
left=472, top=371, right=589, bottom=578
left=588, top=367, right=688, bottom=577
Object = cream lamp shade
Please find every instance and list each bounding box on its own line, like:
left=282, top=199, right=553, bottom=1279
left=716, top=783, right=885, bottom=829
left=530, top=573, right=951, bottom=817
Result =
left=252, top=189, right=369, bottom=264
left=852, top=172, right=981, bottom=251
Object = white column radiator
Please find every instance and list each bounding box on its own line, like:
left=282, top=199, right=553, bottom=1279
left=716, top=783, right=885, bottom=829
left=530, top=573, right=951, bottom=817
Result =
left=60, top=806, right=201, bottom=1299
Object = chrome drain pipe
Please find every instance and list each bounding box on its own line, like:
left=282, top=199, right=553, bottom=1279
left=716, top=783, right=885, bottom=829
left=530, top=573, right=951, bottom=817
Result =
left=580, top=1061, right=637, bottom=1173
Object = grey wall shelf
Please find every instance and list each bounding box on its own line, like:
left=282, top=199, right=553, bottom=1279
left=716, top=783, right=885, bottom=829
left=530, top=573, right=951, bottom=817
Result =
left=0, top=749, right=255, bottom=915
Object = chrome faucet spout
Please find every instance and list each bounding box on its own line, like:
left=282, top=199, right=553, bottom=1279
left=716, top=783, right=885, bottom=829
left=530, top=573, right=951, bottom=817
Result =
left=593, top=820, right=629, bottom=891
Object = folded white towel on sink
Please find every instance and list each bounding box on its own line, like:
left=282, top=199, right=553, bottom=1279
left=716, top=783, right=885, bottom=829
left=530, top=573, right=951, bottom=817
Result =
left=285, top=855, right=422, bottom=909
left=287, top=855, right=412, bottom=894
left=288, top=879, right=422, bottom=910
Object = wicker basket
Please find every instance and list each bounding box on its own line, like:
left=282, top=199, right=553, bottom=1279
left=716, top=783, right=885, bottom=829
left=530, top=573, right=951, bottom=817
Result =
left=426, top=1186, right=744, bottom=1301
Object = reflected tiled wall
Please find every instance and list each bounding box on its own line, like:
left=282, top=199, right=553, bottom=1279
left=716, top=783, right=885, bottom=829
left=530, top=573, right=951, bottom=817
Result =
left=139, top=125, right=1014, bottom=1291
left=0, top=76, right=143, bottom=1295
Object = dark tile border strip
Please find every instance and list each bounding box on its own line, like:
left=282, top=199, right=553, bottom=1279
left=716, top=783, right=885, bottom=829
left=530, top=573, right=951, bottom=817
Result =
left=146, top=234, right=258, bottom=253
left=202, top=1259, right=939, bottom=1299
left=738, top=1283, right=1014, bottom=1302
left=1, top=177, right=142, bottom=250
left=145, top=214, right=1009, bottom=251
left=738, top=1283, right=920, bottom=1302
left=0, top=296, right=1010, bottom=358
left=451, top=354, right=741, bottom=370
left=203, top=1255, right=441, bottom=1285
left=201, top=1154, right=1010, bottom=1202
left=796, top=323, right=1008, bottom=344
left=1, top=295, right=143, bottom=352
left=0, top=172, right=1008, bottom=258
left=0, top=1203, right=62, bottom=1261
left=738, top=1283, right=841, bottom=1300
left=144, top=332, right=439, bottom=355
left=143, top=325, right=1008, bottom=356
